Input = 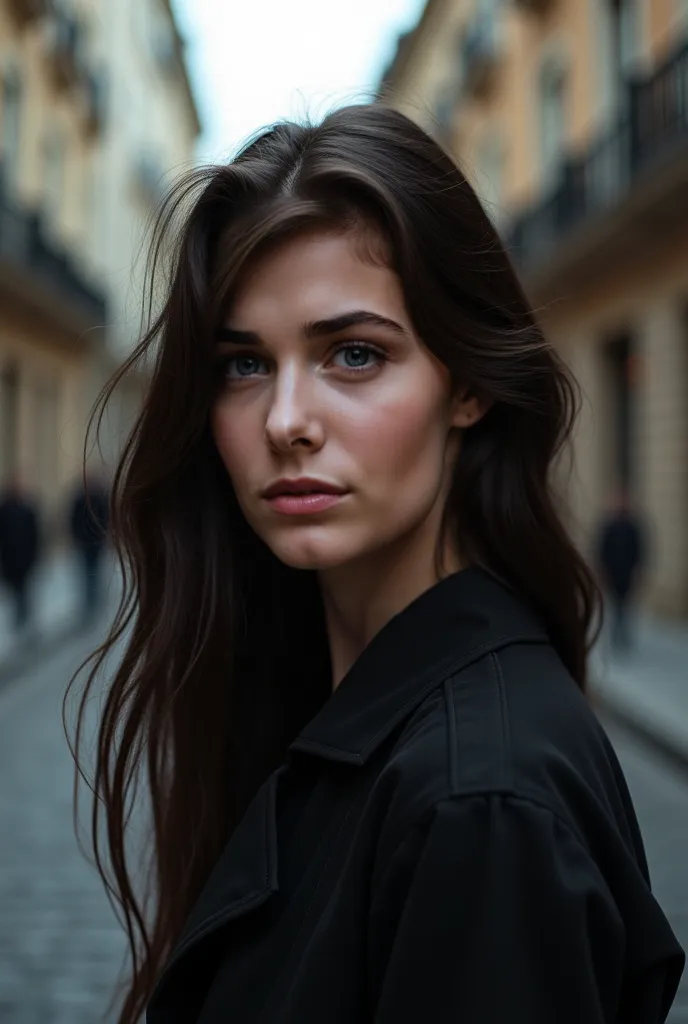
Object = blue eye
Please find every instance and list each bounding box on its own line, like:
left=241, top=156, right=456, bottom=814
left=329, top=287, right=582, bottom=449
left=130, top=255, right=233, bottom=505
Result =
left=223, top=355, right=267, bottom=379
left=332, top=344, right=383, bottom=371
left=216, top=343, right=385, bottom=383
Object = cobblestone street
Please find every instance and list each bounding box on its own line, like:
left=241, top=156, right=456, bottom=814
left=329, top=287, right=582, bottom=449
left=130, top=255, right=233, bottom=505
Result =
left=0, top=626, right=128, bottom=1024
left=0, top=629, right=686, bottom=1022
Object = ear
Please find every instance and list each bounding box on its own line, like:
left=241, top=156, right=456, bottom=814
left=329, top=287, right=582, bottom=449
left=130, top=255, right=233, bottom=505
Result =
left=450, top=387, right=494, bottom=430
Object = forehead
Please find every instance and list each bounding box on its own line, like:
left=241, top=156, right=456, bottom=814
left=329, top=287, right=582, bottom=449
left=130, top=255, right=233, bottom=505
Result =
left=226, top=227, right=406, bottom=329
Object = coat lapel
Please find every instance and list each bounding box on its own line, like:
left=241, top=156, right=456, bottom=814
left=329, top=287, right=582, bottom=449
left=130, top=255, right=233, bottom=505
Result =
left=150, top=765, right=284, bottom=1002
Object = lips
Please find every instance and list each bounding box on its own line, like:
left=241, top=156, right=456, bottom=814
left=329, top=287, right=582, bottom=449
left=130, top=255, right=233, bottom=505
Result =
left=262, top=478, right=347, bottom=500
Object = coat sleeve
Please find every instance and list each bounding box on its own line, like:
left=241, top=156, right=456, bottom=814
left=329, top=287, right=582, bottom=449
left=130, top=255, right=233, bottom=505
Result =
left=367, top=793, right=683, bottom=1024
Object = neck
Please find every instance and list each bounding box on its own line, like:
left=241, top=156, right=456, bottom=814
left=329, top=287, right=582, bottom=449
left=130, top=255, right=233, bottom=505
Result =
left=318, top=527, right=463, bottom=692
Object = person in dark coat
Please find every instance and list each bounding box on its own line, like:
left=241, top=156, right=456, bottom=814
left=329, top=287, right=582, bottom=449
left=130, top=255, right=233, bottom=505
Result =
left=0, top=475, right=40, bottom=630
left=596, top=487, right=646, bottom=651
left=68, top=106, right=685, bottom=1024
left=69, top=471, right=110, bottom=626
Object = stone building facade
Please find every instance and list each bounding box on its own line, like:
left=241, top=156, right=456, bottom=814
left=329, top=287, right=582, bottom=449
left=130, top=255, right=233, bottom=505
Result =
left=0, top=0, right=200, bottom=539
left=381, top=0, right=688, bottom=616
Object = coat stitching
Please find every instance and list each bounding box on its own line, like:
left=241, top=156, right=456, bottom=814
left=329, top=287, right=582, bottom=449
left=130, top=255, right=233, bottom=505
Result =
left=489, top=652, right=513, bottom=791
left=443, top=679, right=459, bottom=793
left=295, top=632, right=548, bottom=758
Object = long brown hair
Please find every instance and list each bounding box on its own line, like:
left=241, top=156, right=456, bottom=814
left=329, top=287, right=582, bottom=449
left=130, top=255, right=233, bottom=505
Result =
left=65, top=103, right=602, bottom=1023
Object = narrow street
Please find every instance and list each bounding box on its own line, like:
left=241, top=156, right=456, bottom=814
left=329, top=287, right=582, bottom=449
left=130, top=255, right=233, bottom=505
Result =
left=0, top=628, right=128, bottom=1024
left=0, top=631, right=686, bottom=1022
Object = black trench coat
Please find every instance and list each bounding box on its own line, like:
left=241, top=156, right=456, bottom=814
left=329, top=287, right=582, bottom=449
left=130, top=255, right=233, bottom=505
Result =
left=146, top=567, right=685, bottom=1023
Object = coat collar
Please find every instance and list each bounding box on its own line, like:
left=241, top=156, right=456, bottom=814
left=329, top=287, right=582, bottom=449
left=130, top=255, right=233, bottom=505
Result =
left=148, top=567, right=550, bottom=1013
left=288, top=565, right=549, bottom=766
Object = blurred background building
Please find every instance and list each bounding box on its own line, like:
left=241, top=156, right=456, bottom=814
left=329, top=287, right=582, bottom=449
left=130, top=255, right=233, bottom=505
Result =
left=380, top=0, right=688, bottom=618
left=0, top=0, right=200, bottom=547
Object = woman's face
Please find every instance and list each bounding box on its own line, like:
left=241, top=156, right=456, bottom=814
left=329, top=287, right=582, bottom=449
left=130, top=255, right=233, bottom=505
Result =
left=211, top=226, right=477, bottom=572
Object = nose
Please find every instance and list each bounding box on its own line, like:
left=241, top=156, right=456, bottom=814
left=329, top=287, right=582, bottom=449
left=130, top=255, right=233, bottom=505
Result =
left=264, top=364, right=325, bottom=453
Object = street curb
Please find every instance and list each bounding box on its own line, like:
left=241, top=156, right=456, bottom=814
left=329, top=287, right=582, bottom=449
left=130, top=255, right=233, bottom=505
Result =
left=590, top=684, right=688, bottom=777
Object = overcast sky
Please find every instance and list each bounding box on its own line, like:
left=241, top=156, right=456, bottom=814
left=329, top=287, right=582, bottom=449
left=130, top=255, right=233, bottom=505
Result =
left=172, top=0, right=426, bottom=163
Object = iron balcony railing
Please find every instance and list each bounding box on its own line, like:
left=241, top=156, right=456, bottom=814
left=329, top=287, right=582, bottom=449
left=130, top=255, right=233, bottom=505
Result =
left=0, top=173, right=107, bottom=327
left=507, top=36, right=688, bottom=269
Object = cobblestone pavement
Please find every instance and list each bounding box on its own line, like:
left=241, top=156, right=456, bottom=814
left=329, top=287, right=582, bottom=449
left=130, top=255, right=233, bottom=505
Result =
left=0, top=624, right=128, bottom=1024
left=0, top=631, right=686, bottom=1023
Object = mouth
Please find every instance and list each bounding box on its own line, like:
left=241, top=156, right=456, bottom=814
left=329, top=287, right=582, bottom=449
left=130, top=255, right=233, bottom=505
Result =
left=262, top=478, right=347, bottom=500
left=261, top=478, right=348, bottom=516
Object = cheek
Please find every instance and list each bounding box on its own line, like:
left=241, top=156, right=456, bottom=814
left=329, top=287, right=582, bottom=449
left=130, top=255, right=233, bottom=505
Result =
left=355, top=390, right=449, bottom=488
left=210, top=403, right=253, bottom=483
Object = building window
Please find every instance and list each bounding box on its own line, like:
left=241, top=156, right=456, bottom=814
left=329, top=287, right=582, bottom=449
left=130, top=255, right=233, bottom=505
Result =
left=598, top=0, right=640, bottom=117
left=42, top=131, right=64, bottom=232
left=603, top=332, right=637, bottom=490
left=538, top=57, right=567, bottom=190
left=0, top=360, right=19, bottom=483
left=1, top=69, right=23, bottom=193
left=34, top=374, right=60, bottom=503
left=84, top=153, right=101, bottom=262
left=615, top=0, right=639, bottom=71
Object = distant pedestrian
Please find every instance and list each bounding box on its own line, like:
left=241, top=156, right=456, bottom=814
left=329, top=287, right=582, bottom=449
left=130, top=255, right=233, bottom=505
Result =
left=0, top=474, right=40, bottom=631
left=69, top=472, right=110, bottom=626
left=595, top=487, right=646, bottom=652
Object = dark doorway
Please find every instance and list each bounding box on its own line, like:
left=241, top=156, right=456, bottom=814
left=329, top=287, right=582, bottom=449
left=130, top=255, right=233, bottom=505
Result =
left=606, top=0, right=638, bottom=117
left=603, top=332, right=636, bottom=491
left=0, top=359, right=19, bottom=483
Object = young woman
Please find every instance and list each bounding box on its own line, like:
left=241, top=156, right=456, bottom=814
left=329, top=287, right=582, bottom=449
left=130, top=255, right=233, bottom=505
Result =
left=69, top=104, right=684, bottom=1024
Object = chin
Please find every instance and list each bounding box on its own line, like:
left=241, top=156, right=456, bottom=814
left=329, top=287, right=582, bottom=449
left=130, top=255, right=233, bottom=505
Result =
left=266, top=530, right=360, bottom=571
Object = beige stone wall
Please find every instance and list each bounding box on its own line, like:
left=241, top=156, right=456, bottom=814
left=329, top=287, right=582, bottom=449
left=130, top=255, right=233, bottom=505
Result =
left=385, top=0, right=687, bottom=208
left=0, top=0, right=200, bottom=536
left=0, top=306, right=87, bottom=529
left=542, top=245, right=688, bottom=616
left=636, top=297, right=688, bottom=614
left=387, top=0, right=688, bottom=615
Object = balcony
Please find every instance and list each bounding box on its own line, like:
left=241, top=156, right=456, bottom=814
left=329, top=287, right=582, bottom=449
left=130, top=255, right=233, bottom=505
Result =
left=461, top=11, right=502, bottom=99
left=43, top=11, right=82, bottom=90
left=507, top=38, right=688, bottom=293
left=0, top=169, right=107, bottom=332
left=7, top=0, right=50, bottom=26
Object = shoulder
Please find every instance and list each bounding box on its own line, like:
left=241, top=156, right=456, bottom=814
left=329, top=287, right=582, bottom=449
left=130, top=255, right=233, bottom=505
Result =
left=372, top=639, right=645, bottom=873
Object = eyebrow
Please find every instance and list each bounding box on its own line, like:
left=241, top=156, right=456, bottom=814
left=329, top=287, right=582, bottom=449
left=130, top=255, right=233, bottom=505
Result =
left=216, top=309, right=412, bottom=345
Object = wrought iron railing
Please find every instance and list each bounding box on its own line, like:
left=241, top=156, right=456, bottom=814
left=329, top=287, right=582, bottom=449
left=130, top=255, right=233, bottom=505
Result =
left=507, top=37, right=688, bottom=269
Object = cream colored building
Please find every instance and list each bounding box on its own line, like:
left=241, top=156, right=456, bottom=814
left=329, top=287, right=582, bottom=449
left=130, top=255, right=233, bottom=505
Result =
left=381, top=0, right=688, bottom=617
left=0, top=0, right=200, bottom=539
